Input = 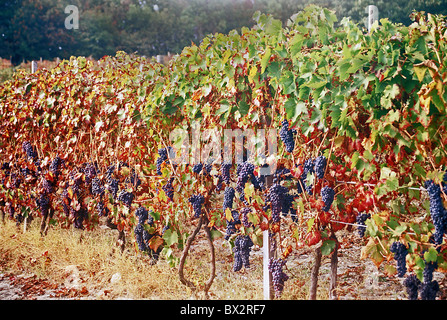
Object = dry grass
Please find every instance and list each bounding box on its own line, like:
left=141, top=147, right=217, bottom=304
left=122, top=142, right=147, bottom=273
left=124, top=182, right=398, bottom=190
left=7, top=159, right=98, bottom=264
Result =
left=1, top=217, right=415, bottom=300
left=1, top=218, right=314, bottom=299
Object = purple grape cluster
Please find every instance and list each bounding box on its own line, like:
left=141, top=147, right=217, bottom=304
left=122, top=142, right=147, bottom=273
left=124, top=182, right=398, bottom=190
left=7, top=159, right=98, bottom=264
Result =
left=49, top=156, right=63, bottom=180
left=91, top=177, right=105, bottom=197
left=96, top=201, right=109, bottom=216
left=390, top=241, right=408, bottom=277
left=300, top=158, right=315, bottom=194
left=267, top=183, right=288, bottom=223
left=314, top=155, right=327, bottom=179
left=156, top=147, right=172, bottom=175
left=192, top=163, right=203, bottom=174
left=420, top=280, right=439, bottom=300
left=223, top=187, right=235, bottom=211
left=188, top=194, right=205, bottom=218
left=107, top=178, right=119, bottom=200
left=403, top=274, right=421, bottom=300
left=225, top=210, right=240, bottom=240
left=321, top=186, right=335, bottom=212
left=236, top=161, right=255, bottom=196
left=233, top=235, right=253, bottom=271
left=22, top=141, right=38, bottom=161
left=356, top=213, right=370, bottom=237
left=425, top=180, right=447, bottom=245
left=423, top=261, right=437, bottom=283
left=135, top=206, right=149, bottom=224
left=279, top=120, right=295, bottom=153
left=162, top=177, right=174, bottom=201
left=118, top=189, right=134, bottom=208
left=220, top=162, right=232, bottom=184
left=42, top=178, right=54, bottom=194
left=240, top=207, right=253, bottom=228
left=36, top=194, right=50, bottom=218
left=282, top=192, right=295, bottom=216
left=268, top=258, right=289, bottom=298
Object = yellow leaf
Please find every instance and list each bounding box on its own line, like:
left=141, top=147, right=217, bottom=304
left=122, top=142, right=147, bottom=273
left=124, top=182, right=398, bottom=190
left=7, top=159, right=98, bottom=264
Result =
left=225, top=208, right=233, bottom=222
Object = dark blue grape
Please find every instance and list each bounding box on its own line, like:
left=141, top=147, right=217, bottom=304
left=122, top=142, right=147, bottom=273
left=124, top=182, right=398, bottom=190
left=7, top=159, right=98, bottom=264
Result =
left=314, top=155, right=327, bottom=179
left=192, top=163, right=203, bottom=174
left=162, top=177, right=174, bottom=201
left=268, top=258, right=289, bottom=298
left=268, top=183, right=288, bottom=223
left=356, top=213, right=370, bottom=237
left=220, top=162, right=232, bottom=184
left=188, top=194, right=204, bottom=218
left=390, top=241, right=408, bottom=277
left=118, top=190, right=134, bottom=208
left=223, top=187, right=235, bottom=211
left=403, top=274, right=421, bottom=300
left=92, top=177, right=105, bottom=197
left=321, top=186, right=335, bottom=212
left=279, top=120, right=295, bottom=153
left=425, top=180, right=447, bottom=245
left=420, top=280, right=439, bottom=300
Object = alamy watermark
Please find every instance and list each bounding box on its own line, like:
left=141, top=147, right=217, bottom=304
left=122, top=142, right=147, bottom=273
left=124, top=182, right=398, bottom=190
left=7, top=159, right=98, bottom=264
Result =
left=65, top=5, right=79, bottom=30
left=168, top=122, right=278, bottom=176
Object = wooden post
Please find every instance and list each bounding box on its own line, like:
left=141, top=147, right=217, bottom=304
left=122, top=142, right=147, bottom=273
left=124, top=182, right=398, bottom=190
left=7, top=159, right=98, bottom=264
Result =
left=309, top=246, right=322, bottom=300
left=263, top=175, right=274, bottom=300
left=366, top=5, right=379, bottom=32
left=31, top=61, right=38, bottom=73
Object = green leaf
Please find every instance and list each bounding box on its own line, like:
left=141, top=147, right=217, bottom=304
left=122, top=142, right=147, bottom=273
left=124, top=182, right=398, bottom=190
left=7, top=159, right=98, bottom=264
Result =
left=260, top=47, right=272, bottom=74
left=163, top=229, right=179, bottom=247
left=424, top=247, right=438, bottom=263
left=321, top=239, right=336, bottom=255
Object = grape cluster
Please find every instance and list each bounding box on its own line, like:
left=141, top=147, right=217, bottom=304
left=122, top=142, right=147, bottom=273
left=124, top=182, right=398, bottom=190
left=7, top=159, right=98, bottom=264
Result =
left=423, top=261, right=437, bottom=283
left=420, top=280, right=439, bottom=300
left=22, top=141, right=38, bottom=161
left=279, top=120, right=295, bottom=153
left=188, top=194, right=205, bottom=218
left=96, top=201, right=109, bottom=216
left=118, top=189, right=134, bottom=208
left=233, top=235, right=253, bottom=271
left=135, top=206, right=149, bottom=223
left=268, top=258, right=289, bottom=298
left=320, top=186, right=335, bottom=212
left=192, top=163, right=203, bottom=174
left=281, top=192, right=296, bottom=216
left=425, top=180, right=447, bottom=245
left=36, top=194, right=50, bottom=218
left=107, top=178, right=119, bottom=200
left=236, top=162, right=255, bottom=203
left=273, top=167, right=292, bottom=183
left=223, top=187, right=235, bottom=211
left=356, top=213, right=370, bottom=237
left=403, top=274, right=421, bottom=300
left=220, top=162, right=232, bottom=184
left=91, top=177, right=105, bottom=197
left=156, top=147, right=171, bottom=175
left=162, top=177, right=174, bottom=201
left=314, top=155, right=327, bottom=179
left=42, top=178, right=54, bottom=194
left=240, top=207, right=253, bottom=228
left=133, top=206, right=160, bottom=260
left=267, top=183, right=288, bottom=223
left=49, top=156, right=63, bottom=180
left=225, top=210, right=240, bottom=240
left=300, top=158, right=315, bottom=194
left=389, top=241, right=408, bottom=277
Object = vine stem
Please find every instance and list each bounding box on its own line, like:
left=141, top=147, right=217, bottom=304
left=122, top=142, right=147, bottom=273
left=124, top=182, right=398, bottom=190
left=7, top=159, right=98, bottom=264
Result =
left=178, top=213, right=216, bottom=299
